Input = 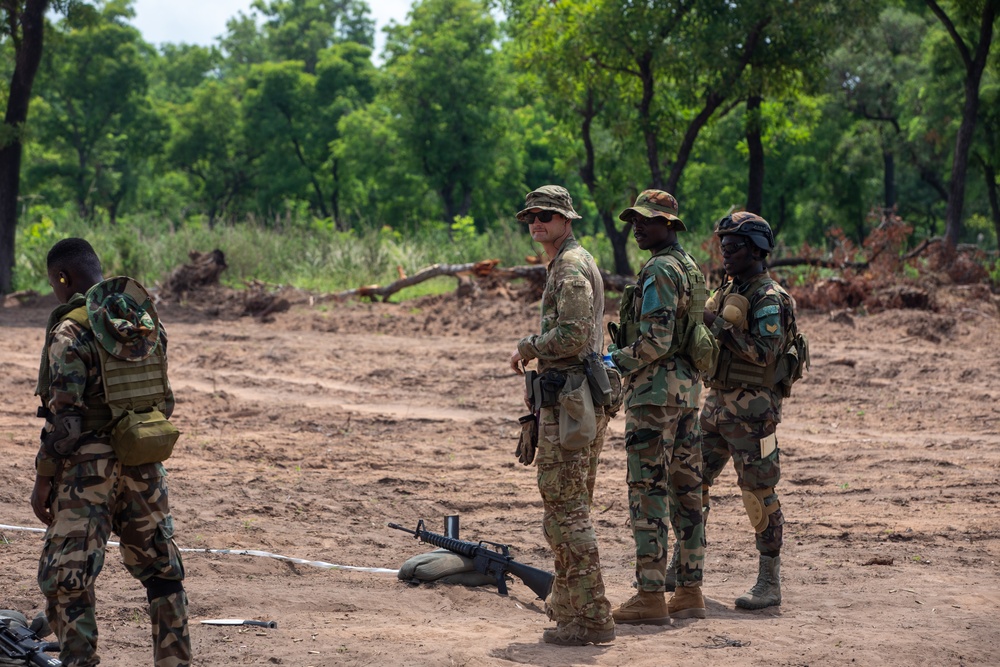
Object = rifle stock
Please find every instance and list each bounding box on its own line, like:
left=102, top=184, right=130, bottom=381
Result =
left=389, top=520, right=553, bottom=600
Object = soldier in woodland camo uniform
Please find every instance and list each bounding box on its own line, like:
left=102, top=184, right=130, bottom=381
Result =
left=700, top=212, right=797, bottom=610
left=30, top=238, right=191, bottom=667
left=608, top=190, right=707, bottom=624
left=508, top=185, right=615, bottom=646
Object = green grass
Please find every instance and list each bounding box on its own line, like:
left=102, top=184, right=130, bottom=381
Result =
left=13, top=213, right=541, bottom=299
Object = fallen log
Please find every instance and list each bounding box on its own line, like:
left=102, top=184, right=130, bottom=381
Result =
left=318, top=259, right=636, bottom=303
left=162, top=249, right=228, bottom=296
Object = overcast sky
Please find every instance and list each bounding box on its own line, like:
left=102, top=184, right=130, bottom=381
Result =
left=131, top=0, right=413, bottom=58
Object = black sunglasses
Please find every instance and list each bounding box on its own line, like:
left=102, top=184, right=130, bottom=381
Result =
left=720, top=240, right=748, bottom=256
left=522, top=210, right=557, bottom=224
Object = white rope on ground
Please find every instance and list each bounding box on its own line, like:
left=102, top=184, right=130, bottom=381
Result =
left=0, top=523, right=398, bottom=575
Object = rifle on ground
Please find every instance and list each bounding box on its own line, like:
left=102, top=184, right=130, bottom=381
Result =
left=0, top=616, right=61, bottom=667
left=389, top=520, right=553, bottom=600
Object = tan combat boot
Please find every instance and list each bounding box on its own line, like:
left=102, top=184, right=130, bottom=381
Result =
left=667, top=585, right=706, bottom=619
left=612, top=591, right=669, bottom=625
left=735, top=554, right=781, bottom=610
left=541, top=618, right=616, bottom=646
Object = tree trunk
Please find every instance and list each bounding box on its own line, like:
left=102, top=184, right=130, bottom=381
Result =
left=0, top=0, right=48, bottom=294
left=636, top=52, right=663, bottom=190
left=883, top=148, right=896, bottom=210
left=578, top=90, right=631, bottom=276
left=745, top=94, right=764, bottom=215
left=979, top=157, right=1000, bottom=247
left=925, top=0, right=997, bottom=251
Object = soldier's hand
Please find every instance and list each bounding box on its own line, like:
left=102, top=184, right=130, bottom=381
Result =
left=31, top=475, right=54, bottom=526
left=509, top=350, right=524, bottom=375
left=703, top=309, right=717, bottom=327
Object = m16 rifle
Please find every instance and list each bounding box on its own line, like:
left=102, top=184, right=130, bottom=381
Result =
left=0, top=612, right=61, bottom=667
left=389, top=520, right=553, bottom=600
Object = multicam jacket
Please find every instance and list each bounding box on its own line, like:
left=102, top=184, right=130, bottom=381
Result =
left=703, top=270, right=792, bottom=424
left=611, top=243, right=701, bottom=409
left=34, top=296, right=174, bottom=476
left=516, top=234, right=604, bottom=374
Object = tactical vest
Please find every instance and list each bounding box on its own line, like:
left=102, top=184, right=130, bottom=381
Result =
left=706, top=274, right=798, bottom=391
left=614, top=246, right=717, bottom=371
left=56, top=306, right=171, bottom=435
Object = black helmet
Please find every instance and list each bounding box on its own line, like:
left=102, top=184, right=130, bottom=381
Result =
left=715, top=211, right=774, bottom=253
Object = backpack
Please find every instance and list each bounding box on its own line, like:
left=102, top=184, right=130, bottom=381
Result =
left=665, top=247, right=720, bottom=374
left=63, top=277, right=179, bottom=465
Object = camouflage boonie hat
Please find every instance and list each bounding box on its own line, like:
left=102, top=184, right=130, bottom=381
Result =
left=516, top=185, right=582, bottom=222
left=715, top=211, right=774, bottom=252
left=618, top=189, right=686, bottom=231
left=85, top=276, right=160, bottom=361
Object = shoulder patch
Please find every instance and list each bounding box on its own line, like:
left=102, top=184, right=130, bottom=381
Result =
left=754, top=304, right=780, bottom=318
left=640, top=275, right=661, bottom=316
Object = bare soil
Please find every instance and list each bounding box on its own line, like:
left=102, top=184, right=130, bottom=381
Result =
left=2, top=283, right=999, bottom=666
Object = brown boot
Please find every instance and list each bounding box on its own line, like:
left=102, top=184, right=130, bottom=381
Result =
left=611, top=591, right=669, bottom=625
left=541, top=619, right=615, bottom=646
left=667, top=585, right=706, bottom=619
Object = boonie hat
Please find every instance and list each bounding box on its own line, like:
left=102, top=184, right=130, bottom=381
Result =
left=715, top=211, right=775, bottom=253
left=618, top=190, right=686, bottom=231
left=516, top=185, right=582, bottom=222
left=85, top=276, right=160, bottom=361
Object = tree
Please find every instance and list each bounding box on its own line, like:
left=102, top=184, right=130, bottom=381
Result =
left=924, top=0, right=999, bottom=249
left=382, top=0, right=513, bottom=225
left=0, top=0, right=47, bottom=294
left=30, top=0, right=162, bottom=222
left=252, top=0, right=374, bottom=72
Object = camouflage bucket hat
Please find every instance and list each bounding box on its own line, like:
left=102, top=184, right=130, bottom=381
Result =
left=516, top=185, right=582, bottom=222
left=85, top=276, right=160, bottom=361
left=618, top=189, right=686, bottom=231
left=715, top=211, right=774, bottom=252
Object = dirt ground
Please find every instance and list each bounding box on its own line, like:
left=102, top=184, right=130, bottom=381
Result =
left=2, top=280, right=999, bottom=667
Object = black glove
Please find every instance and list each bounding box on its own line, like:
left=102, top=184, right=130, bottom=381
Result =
left=516, top=413, right=538, bottom=466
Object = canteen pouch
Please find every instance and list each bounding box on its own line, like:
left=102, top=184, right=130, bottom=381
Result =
left=111, top=407, right=180, bottom=466
left=557, top=375, right=596, bottom=451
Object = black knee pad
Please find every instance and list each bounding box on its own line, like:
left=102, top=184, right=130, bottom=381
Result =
left=144, top=577, right=185, bottom=603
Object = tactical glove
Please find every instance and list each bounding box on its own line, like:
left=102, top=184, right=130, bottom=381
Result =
left=516, top=413, right=538, bottom=465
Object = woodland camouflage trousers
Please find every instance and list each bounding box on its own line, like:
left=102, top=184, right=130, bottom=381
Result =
left=536, top=405, right=614, bottom=630
left=38, top=457, right=191, bottom=667
left=701, top=417, right=785, bottom=554
left=624, top=404, right=705, bottom=590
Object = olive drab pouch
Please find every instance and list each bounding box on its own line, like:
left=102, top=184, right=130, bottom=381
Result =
left=110, top=406, right=180, bottom=466
left=666, top=247, right=720, bottom=374
left=775, top=331, right=810, bottom=398
left=516, top=413, right=538, bottom=465
left=557, top=374, right=596, bottom=451
left=583, top=352, right=613, bottom=407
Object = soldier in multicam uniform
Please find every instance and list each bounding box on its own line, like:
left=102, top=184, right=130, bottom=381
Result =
left=608, top=190, right=707, bottom=624
left=508, top=185, right=615, bottom=646
left=30, top=238, right=191, bottom=667
left=700, top=212, right=796, bottom=610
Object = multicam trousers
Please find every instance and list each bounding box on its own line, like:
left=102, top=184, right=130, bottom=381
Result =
left=38, top=456, right=191, bottom=667
left=536, top=404, right=614, bottom=630
left=701, top=416, right=785, bottom=555
left=624, top=404, right=705, bottom=590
